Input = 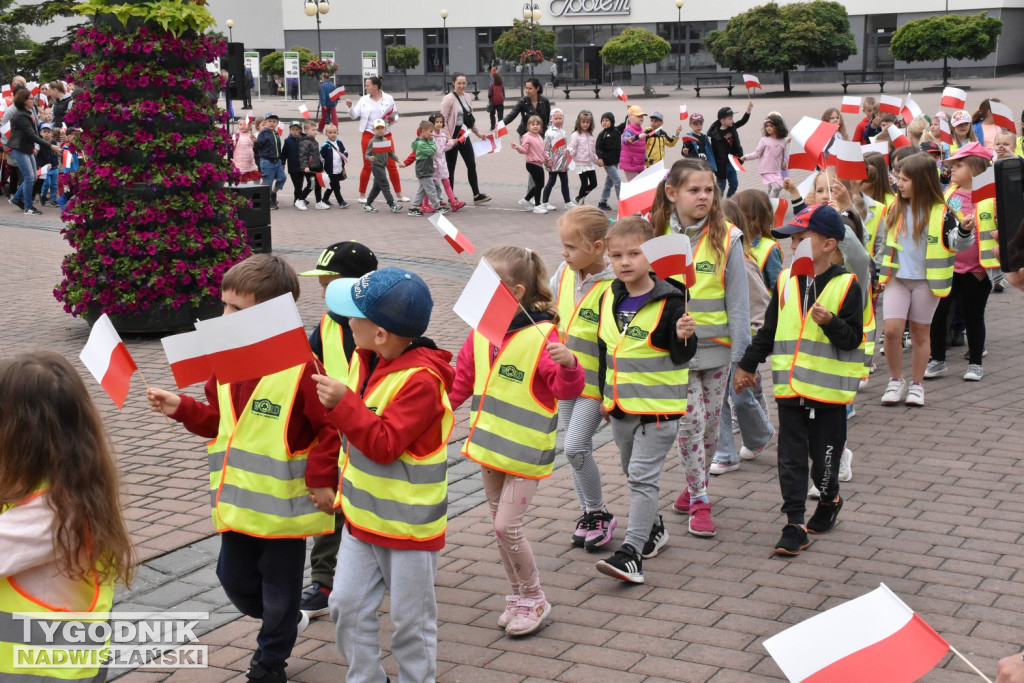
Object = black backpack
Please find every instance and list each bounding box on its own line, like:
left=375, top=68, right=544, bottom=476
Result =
left=299, top=135, right=323, bottom=173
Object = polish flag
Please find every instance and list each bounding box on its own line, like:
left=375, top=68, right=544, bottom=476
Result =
left=194, top=293, right=312, bottom=385
left=618, top=161, right=666, bottom=217
left=315, top=172, right=329, bottom=188
left=790, top=117, right=838, bottom=169
left=971, top=165, right=996, bottom=204
left=79, top=314, right=138, bottom=409
left=795, top=171, right=819, bottom=203
left=840, top=96, right=860, bottom=115
left=889, top=126, right=910, bottom=149
left=382, top=105, right=395, bottom=121
left=861, top=141, right=889, bottom=165
left=372, top=138, right=392, bottom=152
left=37, top=93, right=48, bottom=107
left=989, top=100, right=1016, bottom=134
left=62, top=149, right=74, bottom=170
left=742, top=74, right=762, bottom=90
left=613, top=87, right=627, bottom=102
left=879, top=94, right=902, bottom=116
left=429, top=213, right=475, bottom=255
left=828, top=139, right=867, bottom=180
left=770, top=197, right=789, bottom=228
left=641, top=233, right=696, bottom=287
left=679, top=104, right=687, bottom=121
left=453, top=258, right=519, bottom=348
left=789, top=231, right=816, bottom=279
left=938, top=117, right=952, bottom=145
left=788, top=141, right=817, bottom=172
left=495, top=119, right=509, bottom=138
left=729, top=154, right=746, bottom=172
left=160, top=330, right=212, bottom=389
left=457, top=124, right=469, bottom=141
left=1, top=121, right=12, bottom=139
left=27, top=82, right=39, bottom=97
left=940, top=86, right=967, bottom=110
left=329, top=85, right=346, bottom=102
left=681, top=132, right=699, bottom=145
left=277, top=126, right=285, bottom=137
left=0, top=84, right=10, bottom=96
left=36, top=164, right=51, bottom=179
left=764, top=584, right=949, bottom=683
left=298, top=104, right=311, bottom=119
left=900, top=94, right=923, bottom=124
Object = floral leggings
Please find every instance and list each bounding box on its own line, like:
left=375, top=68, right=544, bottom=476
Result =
left=678, top=365, right=730, bottom=500
left=481, top=466, right=542, bottom=598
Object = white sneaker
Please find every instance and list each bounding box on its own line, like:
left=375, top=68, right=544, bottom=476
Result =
left=518, top=198, right=533, bottom=211
left=314, top=201, right=330, bottom=210
left=905, top=383, right=925, bottom=407
left=838, top=448, right=853, bottom=482
left=709, top=461, right=739, bottom=475
left=923, top=360, right=947, bottom=379
left=533, top=206, right=548, bottom=214
left=397, top=196, right=410, bottom=202
left=858, top=377, right=869, bottom=390
left=881, top=378, right=908, bottom=405
left=963, top=364, right=984, bottom=381
left=565, top=202, right=577, bottom=209
left=543, top=202, right=557, bottom=211
left=903, top=331, right=912, bottom=349
left=808, top=484, right=820, bottom=499
left=739, top=442, right=770, bottom=460
left=294, top=199, right=308, bottom=211
left=297, top=610, right=310, bottom=636
left=358, top=196, right=367, bottom=203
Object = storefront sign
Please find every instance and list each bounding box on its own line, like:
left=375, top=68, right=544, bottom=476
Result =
left=548, top=0, right=631, bottom=18
left=283, top=51, right=300, bottom=79
left=362, top=51, right=379, bottom=81
left=244, top=51, right=260, bottom=78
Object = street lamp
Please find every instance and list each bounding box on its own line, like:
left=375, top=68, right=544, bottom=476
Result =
left=226, top=19, right=234, bottom=43
left=674, top=0, right=684, bottom=91
left=441, top=9, right=449, bottom=94
left=303, top=0, right=330, bottom=59
left=523, top=3, right=540, bottom=78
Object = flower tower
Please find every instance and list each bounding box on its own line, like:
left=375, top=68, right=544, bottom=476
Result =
left=55, top=0, right=250, bottom=333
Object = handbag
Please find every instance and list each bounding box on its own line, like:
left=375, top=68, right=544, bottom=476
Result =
left=457, top=95, right=476, bottom=130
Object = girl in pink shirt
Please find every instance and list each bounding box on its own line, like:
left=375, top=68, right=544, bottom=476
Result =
left=511, top=115, right=548, bottom=214
left=232, top=119, right=261, bottom=184
left=568, top=110, right=599, bottom=205
left=741, top=114, right=788, bottom=197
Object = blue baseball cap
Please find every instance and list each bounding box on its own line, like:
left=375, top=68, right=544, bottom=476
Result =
left=326, top=267, right=432, bottom=337
left=772, top=204, right=845, bottom=241
left=265, top=112, right=279, bottom=120
left=39, top=122, right=52, bottom=130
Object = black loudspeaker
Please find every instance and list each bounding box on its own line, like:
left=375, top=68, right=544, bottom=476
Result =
left=226, top=42, right=245, bottom=99
left=228, top=185, right=272, bottom=254
left=247, top=226, right=272, bottom=254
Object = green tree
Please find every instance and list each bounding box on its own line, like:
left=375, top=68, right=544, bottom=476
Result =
left=890, top=13, right=1002, bottom=87
left=600, top=27, right=671, bottom=96
left=706, top=1, right=856, bottom=92
left=261, top=46, right=316, bottom=77
left=0, top=0, right=81, bottom=82
left=386, top=45, right=420, bottom=99
left=493, top=19, right=555, bottom=65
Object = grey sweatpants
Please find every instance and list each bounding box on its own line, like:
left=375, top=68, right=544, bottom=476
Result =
left=611, top=415, right=679, bottom=552
left=412, top=176, right=440, bottom=209
left=365, top=164, right=395, bottom=207
left=329, top=527, right=439, bottom=682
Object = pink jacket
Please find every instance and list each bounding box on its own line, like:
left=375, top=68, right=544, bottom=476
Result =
left=515, top=132, right=546, bottom=165
left=619, top=122, right=647, bottom=173
left=431, top=129, right=458, bottom=179
left=232, top=131, right=257, bottom=173
left=567, top=130, right=597, bottom=168
left=744, top=135, right=787, bottom=175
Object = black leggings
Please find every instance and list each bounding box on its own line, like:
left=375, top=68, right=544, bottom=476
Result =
left=323, top=172, right=345, bottom=205
left=445, top=137, right=480, bottom=197
left=289, top=171, right=312, bottom=201
left=543, top=170, right=570, bottom=203
left=488, top=104, right=505, bottom=130
left=929, top=271, right=992, bottom=364
left=525, top=163, right=546, bottom=205
left=576, top=170, right=598, bottom=202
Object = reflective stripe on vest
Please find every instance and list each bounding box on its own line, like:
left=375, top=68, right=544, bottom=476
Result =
left=944, top=186, right=999, bottom=269
left=0, top=491, right=113, bottom=682
left=598, top=290, right=689, bottom=415
left=748, top=237, right=781, bottom=290
left=207, top=365, right=333, bottom=538
left=464, top=325, right=559, bottom=479
left=555, top=266, right=612, bottom=400
left=879, top=203, right=955, bottom=297
left=683, top=227, right=731, bottom=345
left=319, top=314, right=351, bottom=381
left=771, top=269, right=864, bottom=404
left=341, top=367, right=452, bottom=541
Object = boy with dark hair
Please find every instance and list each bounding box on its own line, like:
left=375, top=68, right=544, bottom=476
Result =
left=282, top=121, right=312, bottom=210
left=708, top=101, right=753, bottom=197
left=407, top=120, right=447, bottom=217
left=255, top=113, right=287, bottom=210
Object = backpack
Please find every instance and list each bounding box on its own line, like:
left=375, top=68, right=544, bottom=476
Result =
left=299, top=135, right=323, bottom=172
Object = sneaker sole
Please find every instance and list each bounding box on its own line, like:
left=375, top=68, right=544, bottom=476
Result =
left=710, top=464, right=739, bottom=475
left=672, top=502, right=689, bottom=514
left=641, top=532, right=668, bottom=559
left=584, top=519, right=617, bottom=551
left=505, top=602, right=551, bottom=637
left=595, top=561, right=644, bottom=584
left=773, top=539, right=811, bottom=556
left=300, top=606, right=330, bottom=618
left=687, top=524, right=716, bottom=538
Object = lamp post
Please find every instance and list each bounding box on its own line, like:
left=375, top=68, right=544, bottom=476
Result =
left=226, top=19, right=234, bottom=43
left=522, top=2, right=540, bottom=95
left=303, top=0, right=330, bottom=59
left=441, top=9, right=449, bottom=94
left=674, top=0, right=684, bottom=91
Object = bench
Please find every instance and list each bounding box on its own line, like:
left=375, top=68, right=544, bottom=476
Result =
left=841, top=71, right=889, bottom=93
left=471, top=80, right=484, bottom=101
left=694, top=75, right=733, bottom=97
left=560, top=79, right=601, bottom=99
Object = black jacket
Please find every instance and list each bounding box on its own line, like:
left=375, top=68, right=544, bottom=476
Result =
left=502, top=95, right=551, bottom=137
left=50, top=94, right=73, bottom=131
left=708, top=112, right=750, bottom=176
left=254, top=128, right=281, bottom=163
left=596, top=123, right=625, bottom=166
left=7, top=107, right=49, bottom=154
left=320, top=139, right=348, bottom=175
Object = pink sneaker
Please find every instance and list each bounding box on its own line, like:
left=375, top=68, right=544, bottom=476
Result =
left=688, top=500, right=717, bottom=537
left=451, top=199, right=467, bottom=211
left=422, top=204, right=436, bottom=214
left=584, top=511, right=616, bottom=551
left=497, top=595, right=519, bottom=629
left=506, top=594, right=551, bottom=637
left=673, top=489, right=690, bottom=514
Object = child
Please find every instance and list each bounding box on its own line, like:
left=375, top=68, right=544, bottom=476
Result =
left=992, top=129, right=1017, bottom=160
left=233, top=118, right=261, bottom=185
left=644, top=110, right=681, bottom=168
left=282, top=121, right=312, bottom=210
left=852, top=97, right=876, bottom=144
left=822, top=107, right=848, bottom=141
left=363, top=119, right=403, bottom=214
left=542, top=108, right=574, bottom=210
left=313, top=267, right=453, bottom=681
left=300, top=121, right=327, bottom=209
left=925, top=143, right=997, bottom=382
left=619, top=105, right=647, bottom=181
left=595, top=111, right=624, bottom=211
left=680, top=113, right=716, bottom=173
left=741, top=114, right=788, bottom=197
left=57, top=127, right=82, bottom=210
left=147, top=254, right=340, bottom=683
left=925, top=113, right=952, bottom=157
left=511, top=115, right=548, bottom=214
left=0, top=352, right=134, bottom=682
left=319, top=124, right=349, bottom=208
left=549, top=207, right=617, bottom=549
left=649, top=158, right=751, bottom=536
left=416, top=113, right=464, bottom=212
left=255, top=113, right=286, bottom=210
left=877, top=153, right=974, bottom=406
left=34, top=124, right=59, bottom=206
left=732, top=189, right=784, bottom=290
left=295, top=241, right=378, bottom=617
left=734, top=204, right=864, bottom=555
left=708, top=102, right=753, bottom=197
left=594, top=217, right=697, bottom=583
left=950, top=110, right=976, bottom=153
left=568, top=110, right=598, bottom=205
left=407, top=120, right=447, bottom=217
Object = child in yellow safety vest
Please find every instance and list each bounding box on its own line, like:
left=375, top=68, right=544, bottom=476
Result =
left=649, top=158, right=752, bottom=539
left=313, top=268, right=454, bottom=681
left=295, top=240, right=378, bottom=618
left=147, top=254, right=342, bottom=683
left=594, top=217, right=697, bottom=584
left=450, top=245, right=585, bottom=637
left=549, top=207, right=619, bottom=551
left=734, top=204, right=864, bottom=556
left=0, top=352, right=134, bottom=683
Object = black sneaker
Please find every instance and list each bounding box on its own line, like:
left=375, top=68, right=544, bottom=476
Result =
left=299, top=582, right=330, bottom=617
left=269, top=199, right=279, bottom=210
left=641, top=515, right=668, bottom=559
left=806, top=495, right=843, bottom=534
left=570, top=513, right=594, bottom=548
left=9, top=197, right=24, bottom=210
left=407, top=207, right=423, bottom=216
left=246, top=663, right=286, bottom=683
left=596, top=544, right=644, bottom=584
left=597, top=202, right=612, bottom=211
left=473, top=193, right=491, bottom=204
left=774, top=524, right=811, bottom=556
left=24, top=207, right=42, bottom=216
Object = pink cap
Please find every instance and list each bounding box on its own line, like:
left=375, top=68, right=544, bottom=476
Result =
left=946, top=141, right=994, bottom=162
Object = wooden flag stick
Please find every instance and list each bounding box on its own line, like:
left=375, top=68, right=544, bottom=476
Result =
left=949, top=646, right=993, bottom=683
left=136, top=367, right=177, bottom=435
left=456, top=251, right=551, bottom=344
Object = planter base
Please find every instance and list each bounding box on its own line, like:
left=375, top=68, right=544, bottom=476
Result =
left=84, top=301, right=223, bottom=335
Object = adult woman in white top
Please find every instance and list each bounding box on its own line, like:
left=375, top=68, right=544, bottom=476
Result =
left=346, top=76, right=406, bottom=202
left=440, top=73, right=491, bottom=204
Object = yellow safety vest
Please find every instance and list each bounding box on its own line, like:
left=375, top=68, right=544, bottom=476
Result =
left=0, top=491, right=113, bottom=682
left=879, top=203, right=955, bottom=297
left=464, top=324, right=559, bottom=479
left=748, top=237, right=782, bottom=290
left=340, top=367, right=452, bottom=541
left=943, top=185, right=999, bottom=268
left=208, top=365, right=334, bottom=538
left=598, top=289, right=689, bottom=415
left=555, top=266, right=612, bottom=401
left=319, top=314, right=350, bottom=381
left=771, top=269, right=864, bottom=404
left=863, top=193, right=895, bottom=256
left=662, top=223, right=734, bottom=347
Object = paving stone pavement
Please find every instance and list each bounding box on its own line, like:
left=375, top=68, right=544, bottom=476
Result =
left=2, top=78, right=1022, bottom=682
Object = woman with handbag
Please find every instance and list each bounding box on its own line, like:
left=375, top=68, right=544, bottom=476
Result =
left=441, top=73, right=491, bottom=204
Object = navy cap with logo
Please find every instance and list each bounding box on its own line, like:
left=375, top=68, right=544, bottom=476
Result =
left=326, top=267, right=433, bottom=338
left=299, top=241, right=378, bottom=277
left=772, top=204, right=845, bottom=241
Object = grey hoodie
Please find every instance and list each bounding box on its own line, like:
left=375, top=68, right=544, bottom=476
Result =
left=549, top=257, right=617, bottom=308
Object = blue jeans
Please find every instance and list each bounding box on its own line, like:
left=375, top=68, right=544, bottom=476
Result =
left=599, top=164, right=621, bottom=204
left=41, top=169, right=59, bottom=201
left=260, top=159, right=286, bottom=192
left=714, top=368, right=775, bottom=466
left=717, top=164, right=738, bottom=197
left=10, top=149, right=36, bottom=211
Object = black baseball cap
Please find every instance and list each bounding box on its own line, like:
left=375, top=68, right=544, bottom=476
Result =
left=772, top=204, right=845, bottom=241
left=717, top=107, right=734, bottom=120
left=299, top=241, right=378, bottom=277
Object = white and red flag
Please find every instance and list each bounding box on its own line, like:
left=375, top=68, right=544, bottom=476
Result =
left=770, top=197, right=790, bottom=228
left=764, top=584, right=949, bottom=683
left=742, top=74, right=761, bottom=90
left=679, top=104, right=687, bottom=121
left=62, top=149, right=74, bottom=170
left=840, top=96, right=860, bottom=115
left=495, top=119, right=509, bottom=138
left=315, top=172, right=329, bottom=188
left=989, top=100, right=1016, bottom=133
left=382, top=105, right=395, bottom=121
left=641, top=233, right=696, bottom=287
left=617, top=161, right=666, bottom=217
left=972, top=165, right=996, bottom=204
left=160, top=330, right=212, bottom=389
left=613, top=87, right=627, bottom=102
left=789, top=234, right=816, bottom=279
left=878, top=94, right=902, bottom=116
left=36, top=164, right=51, bottom=179
left=194, top=293, right=312, bottom=385
left=429, top=213, right=475, bottom=255
left=729, top=155, right=746, bottom=173
left=1, top=121, right=12, bottom=139
left=472, top=133, right=501, bottom=157
left=552, top=136, right=566, bottom=152
left=298, top=104, right=311, bottom=119
left=787, top=140, right=817, bottom=172
left=453, top=258, right=519, bottom=348
left=941, top=86, right=967, bottom=110
left=900, top=93, right=923, bottom=123
left=37, top=93, right=48, bottom=107
left=827, top=139, right=867, bottom=180
left=328, top=85, right=346, bottom=102
left=889, top=126, right=911, bottom=149
left=27, top=82, right=39, bottom=97
left=680, top=132, right=700, bottom=145
left=790, top=117, right=838, bottom=169
left=372, top=138, right=392, bottom=152
left=277, top=125, right=285, bottom=137
left=861, top=141, right=889, bottom=165
left=795, top=171, right=819, bottom=203
left=457, top=124, right=469, bottom=141
left=938, top=117, right=952, bottom=145
left=80, top=314, right=138, bottom=409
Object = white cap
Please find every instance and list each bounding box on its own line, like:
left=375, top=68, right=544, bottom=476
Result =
left=372, top=118, right=387, bottom=128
